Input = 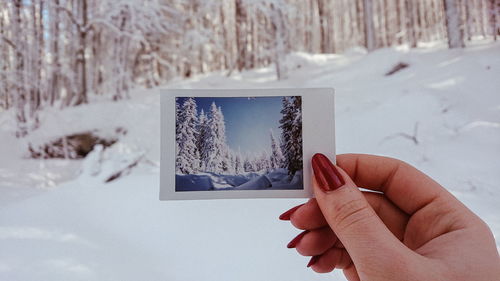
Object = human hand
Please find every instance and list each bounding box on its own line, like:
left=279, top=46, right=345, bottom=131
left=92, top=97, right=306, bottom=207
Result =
left=279, top=153, right=500, bottom=281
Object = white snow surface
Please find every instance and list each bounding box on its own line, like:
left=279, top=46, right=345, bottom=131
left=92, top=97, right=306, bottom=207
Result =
left=1, top=41, right=500, bottom=281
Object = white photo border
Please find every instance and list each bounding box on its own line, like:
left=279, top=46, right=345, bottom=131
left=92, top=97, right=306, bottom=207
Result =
left=160, top=88, right=336, bottom=200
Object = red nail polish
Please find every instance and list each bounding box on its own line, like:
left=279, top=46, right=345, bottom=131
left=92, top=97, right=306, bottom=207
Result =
left=307, top=255, right=320, bottom=268
left=279, top=204, right=304, bottom=220
left=312, top=153, right=345, bottom=192
left=287, top=230, right=309, bottom=248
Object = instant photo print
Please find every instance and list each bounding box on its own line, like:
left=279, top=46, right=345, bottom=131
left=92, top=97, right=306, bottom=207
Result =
left=160, top=88, right=335, bottom=200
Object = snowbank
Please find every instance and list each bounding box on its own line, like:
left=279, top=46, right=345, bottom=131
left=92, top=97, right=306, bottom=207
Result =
left=175, top=169, right=302, bottom=191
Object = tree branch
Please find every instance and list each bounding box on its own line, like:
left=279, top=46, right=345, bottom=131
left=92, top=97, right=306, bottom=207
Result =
left=55, top=5, right=82, bottom=30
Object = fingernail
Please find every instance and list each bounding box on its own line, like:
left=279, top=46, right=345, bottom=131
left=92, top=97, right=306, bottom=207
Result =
left=279, top=204, right=304, bottom=220
left=312, top=153, right=345, bottom=192
left=307, top=255, right=320, bottom=267
left=287, top=230, right=309, bottom=248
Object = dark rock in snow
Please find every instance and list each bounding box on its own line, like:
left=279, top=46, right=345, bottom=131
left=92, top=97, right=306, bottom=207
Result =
left=29, top=128, right=126, bottom=159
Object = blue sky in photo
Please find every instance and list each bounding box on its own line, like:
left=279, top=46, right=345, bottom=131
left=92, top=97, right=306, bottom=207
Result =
left=177, top=96, right=285, bottom=155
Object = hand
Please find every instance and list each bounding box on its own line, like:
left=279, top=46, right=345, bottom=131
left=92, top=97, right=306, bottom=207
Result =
left=279, top=153, right=500, bottom=281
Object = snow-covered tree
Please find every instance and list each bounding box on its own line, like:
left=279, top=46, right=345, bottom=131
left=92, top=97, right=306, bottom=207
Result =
left=175, top=99, right=182, bottom=159
left=175, top=98, right=182, bottom=138
left=279, top=96, right=303, bottom=176
left=243, top=156, right=255, bottom=172
left=234, top=150, right=244, bottom=174
left=205, top=102, right=228, bottom=174
left=260, top=151, right=271, bottom=172
left=222, top=149, right=234, bottom=174
left=270, top=129, right=285, bottom=169
left=196, top=109, right=209, bottom=170
left=176, top=98, right=200, bottom=174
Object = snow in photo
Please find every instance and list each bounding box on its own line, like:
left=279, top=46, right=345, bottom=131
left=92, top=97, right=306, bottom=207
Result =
left=175, top=96, right=303, bottom=191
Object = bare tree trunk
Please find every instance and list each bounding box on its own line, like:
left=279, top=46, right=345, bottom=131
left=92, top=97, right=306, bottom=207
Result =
left=30, top=0, right=41, bottom=128
left=235, top=0, right=247, bottom=71
left=220, top=4, right=230, bottom=71
left=395, top=0, right=404, bottom=44
left=405, top=0, right=418, bottom=47
left=490, top=0, right=499, bottom=40
left=383, top=0, right=391, bottom=45
left=478, top=0, right=487, bottom=38
left=465, top=0, right=473, bottom=41
left=443, top=0, right=465, bottom=48
left=317, top=0, right=327, bottom=53
left=50, top=0, right=61, bottom=106
left=13, top=0, right=27, bottom=137
left=74, top=0, right=88, bottom=105
left=363, top=0, right=376, bottom=51
left=270, top=3, right=288, bottom=80
left=0, top=4, right=9, bottom=109
left=355, top=0, right=364, bottom=46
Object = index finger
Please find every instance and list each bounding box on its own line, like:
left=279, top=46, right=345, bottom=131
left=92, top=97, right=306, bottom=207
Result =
left=336, top=153, right=452, bottom=215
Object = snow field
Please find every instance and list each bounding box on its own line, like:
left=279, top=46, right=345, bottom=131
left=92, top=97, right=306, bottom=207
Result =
left=0, top=41, right=499, bottom=281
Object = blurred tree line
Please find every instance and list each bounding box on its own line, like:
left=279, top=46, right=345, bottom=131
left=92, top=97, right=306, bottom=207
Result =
left=0, top=0, right=499, bottom=137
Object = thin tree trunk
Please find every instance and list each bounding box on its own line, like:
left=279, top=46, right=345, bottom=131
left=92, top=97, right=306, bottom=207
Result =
left=490, top=0, right=498, bottom=40
left=405, top=0, right=417, bottom=47
left=363, top=0, right=376, bottom=51
left=0, top=5, right=9, bottom=109
left=356, top=0, right=365, bottom=46
left=50, top=0, right=60, bottom=106
left=317, top=0, right=327, bottom=53
left=13, top=0, right=27, bottom=137
left=443, top=0, right=465, bottom=48
left=383, top=0, right=391, bottom=45
left=235, top=0, right=247, bottom=71
left=80, top=0, right=88, bottom=104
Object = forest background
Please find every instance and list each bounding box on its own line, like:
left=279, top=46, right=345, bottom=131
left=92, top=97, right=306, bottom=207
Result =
left=1, top=0, right=499, bottom=137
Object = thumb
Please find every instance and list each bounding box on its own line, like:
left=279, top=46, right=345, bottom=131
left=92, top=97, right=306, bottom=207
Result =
left=311, top=153, right=405, bottom=264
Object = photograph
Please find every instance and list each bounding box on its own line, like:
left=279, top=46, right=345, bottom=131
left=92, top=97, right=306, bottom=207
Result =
left=175, top=96, right=303, bottom=192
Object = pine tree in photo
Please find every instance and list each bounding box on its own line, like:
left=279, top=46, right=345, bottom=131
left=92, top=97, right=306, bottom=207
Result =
left=176, top=97, right=200, bottom=174
left=175, top=99, right=182, bottom=158
left=254, top=153, right=262, bottom=171
left=260, top=151, right=271, bottom=172
left=222, top=148, right=234, bottom=174
left=205, top=102, right=228, bottom=174
left=252, top=153, right=263, bottom=172
left=279, top=96, right=303, bottom=176
left=270, top=129, right=285, bottom=170
left=196, top=109, right=209, bottom=170
left=219, top=106, right=233, bottom=174
left=228, top=150, right=237, bottom=174
left=175, top=99, right=181, bottom=135
left=234, top=150, right=244, bottom=174
left=243, top=155, right=255, bottom=172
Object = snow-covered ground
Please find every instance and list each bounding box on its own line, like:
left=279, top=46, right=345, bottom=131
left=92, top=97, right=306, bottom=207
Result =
left=1, top=41, right=499, bottom=281
left=175, top=169, right=302, bottom=191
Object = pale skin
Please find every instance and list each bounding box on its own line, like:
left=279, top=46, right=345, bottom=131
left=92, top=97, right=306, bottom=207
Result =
left=284, top=154, right=500, bottom=281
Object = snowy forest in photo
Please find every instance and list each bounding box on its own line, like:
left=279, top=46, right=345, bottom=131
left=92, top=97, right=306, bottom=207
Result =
left=175, top=96, right=303, bottom=191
